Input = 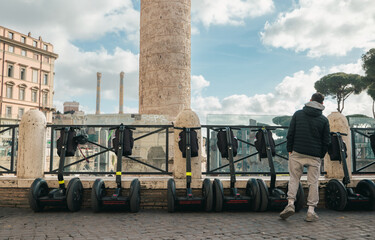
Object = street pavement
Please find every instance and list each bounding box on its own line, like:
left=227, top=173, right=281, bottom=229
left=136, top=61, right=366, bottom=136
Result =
left=0, top=207, right=374, bottom=240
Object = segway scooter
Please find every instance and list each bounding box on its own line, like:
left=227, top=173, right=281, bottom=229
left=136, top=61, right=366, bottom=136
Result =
left=167, top=127, right=213, bottom=212
left=28, top=127, right=84, bottom=212
left=91, top=124, right=140, bottom=212
left=255, top=127, right=305, bottom=211
left=325, top=132, right=375, bottom=211
left=212, top=127, right=261, bottom=211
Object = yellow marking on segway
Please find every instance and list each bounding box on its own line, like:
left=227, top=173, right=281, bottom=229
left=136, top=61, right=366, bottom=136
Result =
left=59, top=180, right=64, bottom=184
left=186, top=172, right=192, bottom=176
left=116, top=172, right=122, bottom=176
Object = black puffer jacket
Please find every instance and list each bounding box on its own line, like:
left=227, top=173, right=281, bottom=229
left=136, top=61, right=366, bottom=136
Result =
left=287, top=101, right=330, bottom=158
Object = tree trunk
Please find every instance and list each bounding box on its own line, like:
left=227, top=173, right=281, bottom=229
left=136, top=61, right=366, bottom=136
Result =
left=373, top=100, right=375, bottom=119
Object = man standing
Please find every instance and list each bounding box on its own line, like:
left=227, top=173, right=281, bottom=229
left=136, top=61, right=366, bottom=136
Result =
left=280, top=92, right=330, bottom=222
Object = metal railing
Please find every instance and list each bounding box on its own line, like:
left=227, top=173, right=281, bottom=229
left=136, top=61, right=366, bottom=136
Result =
left=351, top=128, right=375, bottom=174
left=0, top=124, right=18, bottom=174
left=202, top=125, right=292, bottom=176
left=1, top=123, right=375, bottom=176
left=45, top=124, right=173, bottom=175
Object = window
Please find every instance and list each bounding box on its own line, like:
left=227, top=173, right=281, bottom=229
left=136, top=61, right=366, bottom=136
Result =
left=43, top=44, right=48, bottom=51
left=33, top=53, right=39, bottom=60
left=31, top=90, right=38, bottom=102
left=43, top=73, right=48, bottom=85
left=33, top=41, right=37, bottom=47
left=21, top=36, right=26, bottom=43
left=32, top=69, right=38, bottom=83
left=42, top=92, right=48, bottom=105
left=20, top=68, right=26, bottom=80
left=43, top=56, right=49, bottom=63
left=8, top=45, right=14, bottom=53
left=18, top=108, right=24, bottom=119
left=7, top=64, right=14, bottom=77
left=6, top=85, right=13, bottom=99
left=6, top=106, right=12, bottom=118
left=21, top=49, right=27, bottom=56
left=19, top=88, right=25, bottom=100
left=8, top=32, right=13, bottom=39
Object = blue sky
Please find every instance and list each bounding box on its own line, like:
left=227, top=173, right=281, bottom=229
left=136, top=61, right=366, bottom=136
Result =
left=1, top=0, right=375, bottom=121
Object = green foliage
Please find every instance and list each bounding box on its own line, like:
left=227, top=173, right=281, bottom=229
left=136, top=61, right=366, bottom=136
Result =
left=362, top=49, right=375, bottom=80
left=272, top=116, right=292, bottom=126
left=314, top=72, right=365, bottom=113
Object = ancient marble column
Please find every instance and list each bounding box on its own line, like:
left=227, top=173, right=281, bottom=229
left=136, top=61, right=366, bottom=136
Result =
left=139, top=0, right=191, bottom=119
left=96, top=72, right=101, bottom=115
left=119, top=71, right=124, bottom=114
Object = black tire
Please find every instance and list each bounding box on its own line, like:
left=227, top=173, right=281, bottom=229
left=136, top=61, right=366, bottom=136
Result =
left=356, top=179, right=375, bottom=211
left=202, top=178, right=213, bottom=212
left=67, top=178, right=83, bottom=212
left=213, top=178, right=223, bottom=212
left=91, top=179, right=105, bottom=212
left=167, top=178, right=176, bottom=213
left=246, top=178, right=261, bottom=211
left=256, top=179, right=269, bottom=212
left=28, top=178, right=49, bottom=212
left=129, top=178, right=141, bottom=213
left=292, top=182, right=305, bottom=212
left=325, top=179, right=347, bottom=211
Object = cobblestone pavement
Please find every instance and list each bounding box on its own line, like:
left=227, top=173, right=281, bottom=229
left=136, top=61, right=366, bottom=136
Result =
left=0, top=207, right=374, bottom=240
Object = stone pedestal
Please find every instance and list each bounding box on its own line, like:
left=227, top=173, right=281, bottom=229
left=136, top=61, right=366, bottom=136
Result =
left=324, top=112, right=352, bottom=179
left=17, top=110, right=47, bottom=179
left=173, top=109, right=201, bottom=179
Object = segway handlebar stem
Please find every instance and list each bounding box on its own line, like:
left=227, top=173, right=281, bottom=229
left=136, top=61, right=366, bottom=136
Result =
left=331, top=132, right=350, bottom=186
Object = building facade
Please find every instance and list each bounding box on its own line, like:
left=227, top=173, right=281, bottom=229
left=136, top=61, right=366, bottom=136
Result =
left=0, top=26, right=58, bottom=123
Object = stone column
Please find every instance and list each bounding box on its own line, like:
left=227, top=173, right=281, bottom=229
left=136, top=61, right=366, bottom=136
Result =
left=119, top=71, right=124, bottom=114
left=139, top=0, right=191, bottom=119
left=174, top=109, right=201, bottom=179
left=324, top=112, right=352, bottom=179
left=96, top=72, right=101, bottom=115
left=17, top=109, right=47, bottom=178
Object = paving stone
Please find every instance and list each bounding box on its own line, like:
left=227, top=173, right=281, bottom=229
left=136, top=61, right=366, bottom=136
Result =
left=0, top=208, right=374, bottom=239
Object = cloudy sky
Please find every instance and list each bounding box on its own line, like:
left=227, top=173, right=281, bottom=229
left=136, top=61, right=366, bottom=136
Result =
left=1, top=0, right=375, bottom=122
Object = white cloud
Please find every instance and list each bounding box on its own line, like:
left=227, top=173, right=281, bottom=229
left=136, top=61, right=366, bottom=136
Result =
left=0, top=0, right=140, bottom=112
left=261, top=0, right=375, bottom=57
left=192, top=0, right=274, bottom=27
left=192, top=60, right=373, bottom=123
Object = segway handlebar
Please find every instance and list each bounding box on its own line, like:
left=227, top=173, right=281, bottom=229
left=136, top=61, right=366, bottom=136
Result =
left=174, top=126, right=201, bottom=130
left=109, top=125, right=136, bottom=131
left=212, top=127, right=240, bottom=132
left=330, top=132, right=348, bottom=136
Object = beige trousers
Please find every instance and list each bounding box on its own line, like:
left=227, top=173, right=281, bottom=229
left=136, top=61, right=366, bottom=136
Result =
left=287, top=151, right=321, bottom=207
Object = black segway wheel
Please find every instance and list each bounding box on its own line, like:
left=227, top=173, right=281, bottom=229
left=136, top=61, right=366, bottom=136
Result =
left=213, top=178, right=224, bottom=212
left=291, top=182, right=305, bottom=212
left=325, top=179, right=347, bottom=211
left=91, top=179, right=105, bottom=212
left=167, top=178, right=176, bottom=213
left=356, top=179, right=375, bottom=210
left=246, top=178, right=261, bottom=211
left=129, top=178, right=141, bottom=213
left=67, top=178, right=83, bottom=212
left=256, top=179, right=269, bottom=212
left=28, top=178, right=49, bottom=212
left=202, top=178, right=213, bottom=212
